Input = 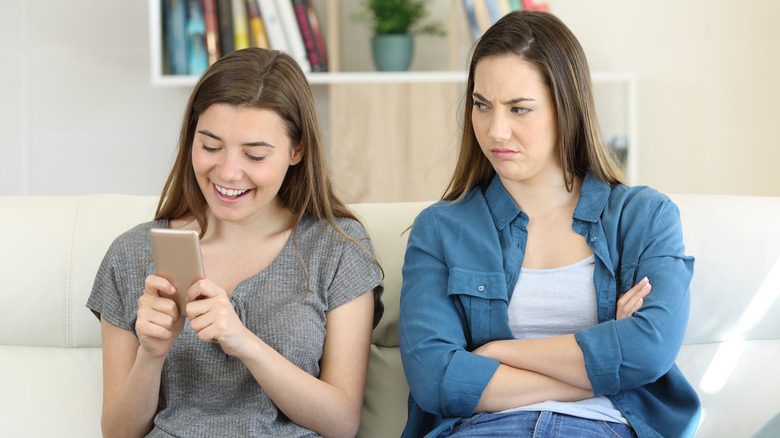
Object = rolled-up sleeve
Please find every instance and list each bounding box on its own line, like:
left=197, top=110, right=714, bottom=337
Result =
left=399, top=207, right=500, bottom=417
left=576, top=197, right=694, bottom=396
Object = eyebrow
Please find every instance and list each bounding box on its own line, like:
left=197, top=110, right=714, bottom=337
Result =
left=196, top=130, right=276, bottom=148
left=472, top=92, right=536, bottom=105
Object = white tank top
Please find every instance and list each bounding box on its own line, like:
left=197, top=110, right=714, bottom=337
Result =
left=502, top=254, right=629, bottom=425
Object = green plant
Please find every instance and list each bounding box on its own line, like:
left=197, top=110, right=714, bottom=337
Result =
left=353, top=0, right=446, bottom=37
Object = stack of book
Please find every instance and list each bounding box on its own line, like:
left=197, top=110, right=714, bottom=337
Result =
left=162, top=0, right=327, bottom=76
left=462, top=0, right=549, bottom=41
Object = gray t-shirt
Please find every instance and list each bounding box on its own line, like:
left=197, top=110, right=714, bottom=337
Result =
left=87, top=216, right=384, bottom=437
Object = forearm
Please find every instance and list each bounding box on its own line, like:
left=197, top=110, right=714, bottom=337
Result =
left=239, top=337, right=364, bottom=438
left=477, top=334, right=592, bottom=390
left=101, top=347, right=166, bottom=438
left=475, top=364, right=592, bottom=413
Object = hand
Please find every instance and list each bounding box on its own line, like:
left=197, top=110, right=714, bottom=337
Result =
left=185, top=279, right=254, bottom=357
left=616, top=277, right=652, bottom=320
left=136, top=275, right=185, bottom=359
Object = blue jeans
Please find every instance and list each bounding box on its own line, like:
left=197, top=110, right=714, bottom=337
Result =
left=447, top=411, right=637, bottom=438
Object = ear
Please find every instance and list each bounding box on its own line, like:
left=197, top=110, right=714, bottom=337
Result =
left=289, top=142, right=304, bottom=166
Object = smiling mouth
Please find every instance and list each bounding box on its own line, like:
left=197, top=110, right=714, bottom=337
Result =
left=213, top=183, right=251, bottom=199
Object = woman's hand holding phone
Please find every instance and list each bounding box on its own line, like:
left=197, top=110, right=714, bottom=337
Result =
left=136, top=275, right=186, bottom=359
left=186, top=279, right=254, bottom=358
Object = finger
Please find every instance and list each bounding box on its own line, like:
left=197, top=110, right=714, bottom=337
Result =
left=186, top=278, right=222, bottom=302
left=144, top=274, right=176, bottom=298
left=621, top=283, right=652, bottom=318
left=618, top=278, right=649, bottom=304
left=136, top=304, right=182, bottom=339
left=138, top=291, right=179, bottom=317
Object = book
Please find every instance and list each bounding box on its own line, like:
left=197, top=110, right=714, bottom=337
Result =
left=202, top=0, right=221, bottom=64
left=245, top=0, right=270, bottom=48
left=496, top=0, right=513, bottom=15
left=256, top=0, right=289, bottom=52
left=274, top=0, right=311, bottom=72
left=291, top=0, right=327, bottom=72
left=163, top=0, right=188, bottom=75
left=305, top=0, right=327, bottom=68
left=462, top=0, right=524, bottom=40
left=231, top=0, right=250, bottom=49
left=472, top=0, right=492, bottom=36
left=216, top=0, right=235, bottom=55
left=461, top=0, right=482, bottom=41
left=484, top=0, right=502, bottom=24
left=185, top=0, right=209, bottom=75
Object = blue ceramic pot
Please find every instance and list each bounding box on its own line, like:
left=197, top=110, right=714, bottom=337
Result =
left=371, top=34, right=414, bottom=72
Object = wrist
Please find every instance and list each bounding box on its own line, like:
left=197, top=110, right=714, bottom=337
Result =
left=136, top=345, right=169, bottom=368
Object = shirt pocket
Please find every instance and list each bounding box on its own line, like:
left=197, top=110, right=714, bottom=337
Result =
left=447, top=268, right=507, bottom=347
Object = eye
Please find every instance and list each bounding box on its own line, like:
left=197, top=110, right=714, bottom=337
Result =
left=201, top=144, right=219, bottom=153
left=512, top=107, right=532, bottom=115
left=245, top=154, right=266, bottom=162
left=473, top=101, right=489, bottom=111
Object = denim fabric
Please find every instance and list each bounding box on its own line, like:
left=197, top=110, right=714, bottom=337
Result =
left=399, top=174, right=701, bottom=438
left=448, top=411, right=637, bottom=438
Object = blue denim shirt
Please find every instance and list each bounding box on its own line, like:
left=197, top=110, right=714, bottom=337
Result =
left=399, top=174, right=701, bottom=438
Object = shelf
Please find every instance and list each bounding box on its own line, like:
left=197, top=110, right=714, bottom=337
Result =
left=147, top=0, right=637, bottom=193
left=150, top=71, right=468, bottom=87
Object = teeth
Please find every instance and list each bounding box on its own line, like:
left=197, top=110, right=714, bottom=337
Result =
left=215, top=184, right=249, bottom=197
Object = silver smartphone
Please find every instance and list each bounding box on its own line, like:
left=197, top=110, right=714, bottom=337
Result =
left=149, top=228, right=205, bottom=316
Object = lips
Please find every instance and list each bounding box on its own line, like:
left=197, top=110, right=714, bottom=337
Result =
left=213, top=183, right=252, bottom=200
left=490, top=148, right=518, bottom=159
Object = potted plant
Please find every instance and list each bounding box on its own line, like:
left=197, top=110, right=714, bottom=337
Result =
left=353, top=0, right=446, bottom=72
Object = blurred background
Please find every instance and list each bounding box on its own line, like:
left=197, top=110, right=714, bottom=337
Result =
left=1, top=0, right=778, bottom=198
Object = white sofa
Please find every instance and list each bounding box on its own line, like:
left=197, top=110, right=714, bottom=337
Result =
left=1, top=194, right=779, bottom=437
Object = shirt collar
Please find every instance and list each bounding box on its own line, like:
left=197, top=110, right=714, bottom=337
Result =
left=485, top=174, right=523, bottom=231
left=573, top=173, right=611, bottom=223
left=484, top=172, right=611, bottom=228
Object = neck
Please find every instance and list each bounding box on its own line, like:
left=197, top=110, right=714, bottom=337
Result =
left=501, top=172, right=582, bottom=218
left=202, top=198, right=296, bottom=246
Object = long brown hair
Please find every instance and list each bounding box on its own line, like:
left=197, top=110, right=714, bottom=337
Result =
left=443, top=10, right=623, bottom=201
left=155, top=48, right=372, bottom=264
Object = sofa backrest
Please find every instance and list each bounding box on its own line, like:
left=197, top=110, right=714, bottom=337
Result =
left=2, top=193, right=779, bottom=437
left=0, top=194, right=428, bottom=438
left=1, top=195, right=158, bottom=349
left=672, top=194, right=780, bottom=437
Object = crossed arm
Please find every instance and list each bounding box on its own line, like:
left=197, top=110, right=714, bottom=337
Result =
left=471, top=277, right=652, bottom=413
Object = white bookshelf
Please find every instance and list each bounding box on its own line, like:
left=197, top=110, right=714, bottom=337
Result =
left=147, top=0, right=637, bottom=188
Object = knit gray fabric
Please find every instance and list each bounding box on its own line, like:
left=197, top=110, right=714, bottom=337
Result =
left=87, top=216, right=384, bottom=437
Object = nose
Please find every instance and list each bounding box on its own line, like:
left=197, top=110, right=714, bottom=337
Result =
left=488, top=112, right=511, bottom=143
left=215, top=150, right=243, bottom=182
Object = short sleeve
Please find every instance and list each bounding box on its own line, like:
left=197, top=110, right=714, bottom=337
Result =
left=86, top=222, right=161, bottom=334
left=325, top=219, right=384, bottom=326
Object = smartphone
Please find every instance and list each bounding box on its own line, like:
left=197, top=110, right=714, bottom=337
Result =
left=149, top=228, right=205, bottom=316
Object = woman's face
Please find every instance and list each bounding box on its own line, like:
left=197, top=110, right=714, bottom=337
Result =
left=191, top=103, right=303, bottom=225
left=471, top=55, right=559, bottom=187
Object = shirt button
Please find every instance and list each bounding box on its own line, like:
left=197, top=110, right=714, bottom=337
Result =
left=590, top=236, right=598, bottom=242
left=477, top=285, right=485, bottom=292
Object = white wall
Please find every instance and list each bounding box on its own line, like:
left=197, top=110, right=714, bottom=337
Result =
left=1, top=0, right=779, bottom=197
left=0, top=0, right=189, bottom=196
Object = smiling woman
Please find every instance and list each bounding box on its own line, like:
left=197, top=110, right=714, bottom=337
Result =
left=86, top=48, right=384, bottom=438
left=191, top=104, right=302, bottom=224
